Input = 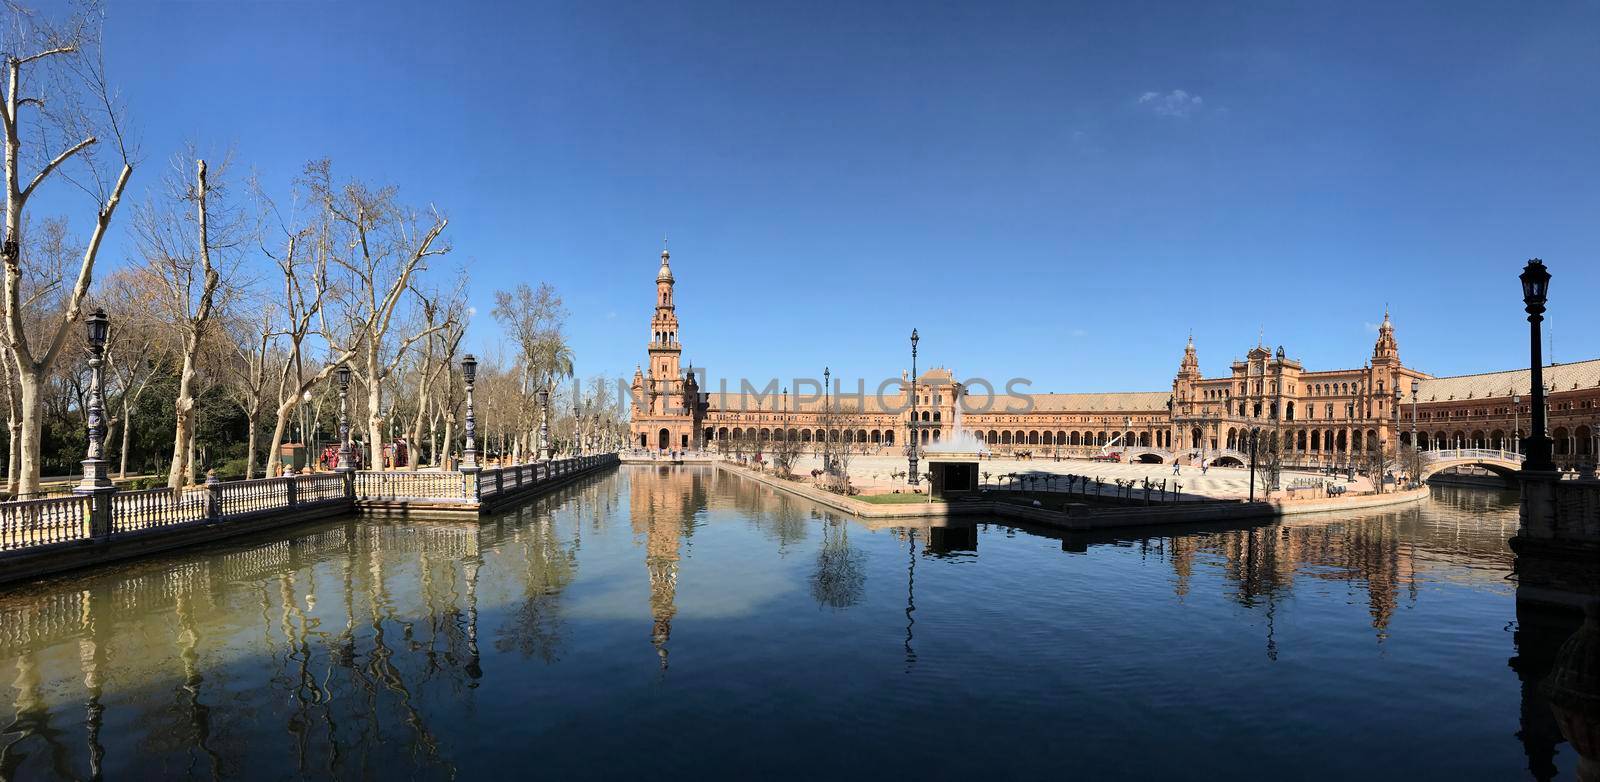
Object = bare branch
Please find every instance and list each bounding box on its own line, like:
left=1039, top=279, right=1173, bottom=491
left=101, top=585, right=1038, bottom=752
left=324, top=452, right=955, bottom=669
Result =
left=20, top=134, right=95, bottom=200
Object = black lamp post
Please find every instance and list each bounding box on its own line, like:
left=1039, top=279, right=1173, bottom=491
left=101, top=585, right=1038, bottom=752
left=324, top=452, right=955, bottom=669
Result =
left=461, top=354, right=480, bottom=471
left=1391, top=387, right=1402, bottom=488
left=335, top=364, right=354, bottom=472
left=537, top=385, right=551, bottom=461
left=823, top=366, right=832, bottom=471
left=76, top=308, right=112, bottom=495
left=1519, top=259, right=1555, bottom=472
left=1513, top=393, right=1521, bottom=457
left=1247, top=426, right=1259, bottom=502
left=1411, top=380, right=1420, bottom=453
left=908, top=329, right=920, bottom=487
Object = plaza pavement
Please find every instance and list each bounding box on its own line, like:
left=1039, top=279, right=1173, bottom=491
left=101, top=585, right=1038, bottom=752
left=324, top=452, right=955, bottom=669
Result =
left=787, top=453, right=1371, bottom=500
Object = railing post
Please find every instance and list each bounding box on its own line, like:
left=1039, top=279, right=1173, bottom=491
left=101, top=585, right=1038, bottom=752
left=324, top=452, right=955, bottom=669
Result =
left=286, top=474, right=298, bottom=507
left=205, top=470, right=222, bottom=519
left=85, top=488, right=113, bottom=540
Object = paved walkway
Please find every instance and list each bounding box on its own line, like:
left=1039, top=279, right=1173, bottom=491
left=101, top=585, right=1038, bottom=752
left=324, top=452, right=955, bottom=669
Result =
left=789, top=454, right=1370, bottom=500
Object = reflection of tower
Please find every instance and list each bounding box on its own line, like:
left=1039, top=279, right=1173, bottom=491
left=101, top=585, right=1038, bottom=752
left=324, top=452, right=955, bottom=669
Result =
left=631, top=467, right=690, bottom=669
left=1169, top=534, right=1196, bottom=599
left=647, top=521, right=680, bottom=669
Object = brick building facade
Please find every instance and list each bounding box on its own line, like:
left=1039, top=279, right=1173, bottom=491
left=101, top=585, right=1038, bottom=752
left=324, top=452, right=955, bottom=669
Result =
left=630, top=251, right=1599, bottom=468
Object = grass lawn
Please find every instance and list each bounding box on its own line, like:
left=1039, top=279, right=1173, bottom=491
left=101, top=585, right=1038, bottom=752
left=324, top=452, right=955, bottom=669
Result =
left=857, top=492, right=944, bottom=504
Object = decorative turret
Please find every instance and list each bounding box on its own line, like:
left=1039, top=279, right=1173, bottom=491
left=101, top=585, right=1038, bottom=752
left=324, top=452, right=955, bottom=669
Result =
left=657, top=247, right=674, bottom=284
left=1179, top=333, right=1200, bottom=377
left=1373, top=308, right=1399, bottom=362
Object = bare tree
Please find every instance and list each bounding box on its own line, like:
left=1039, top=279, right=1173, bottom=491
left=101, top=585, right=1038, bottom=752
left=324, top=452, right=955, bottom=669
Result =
left=1, top=3, right=134, bottom=495
left=255, top=165, right=350, bottom=476
left=400, top=274, right=463, bottom=470
left=222, top=304, right=277, bottom=479
left=133, top=154, right=238, bottom=487
left=491, top=282, right=570, bottom=460
left=317, top=163, right=450, bottom=470
left=98, top=268, right=166, bottom=479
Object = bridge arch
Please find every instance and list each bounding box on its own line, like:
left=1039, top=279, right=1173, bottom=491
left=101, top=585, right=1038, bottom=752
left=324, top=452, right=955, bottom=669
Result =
left=1416, top=449, right=1524, bottom=482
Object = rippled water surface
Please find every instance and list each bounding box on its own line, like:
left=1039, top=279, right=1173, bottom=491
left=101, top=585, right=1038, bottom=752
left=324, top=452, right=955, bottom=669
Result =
left=0, top=466, right=1579, bottom=780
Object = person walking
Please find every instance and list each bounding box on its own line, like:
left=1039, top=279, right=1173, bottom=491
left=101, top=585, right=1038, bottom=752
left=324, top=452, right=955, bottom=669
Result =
left=1172, top=461, right=1181, bottom=475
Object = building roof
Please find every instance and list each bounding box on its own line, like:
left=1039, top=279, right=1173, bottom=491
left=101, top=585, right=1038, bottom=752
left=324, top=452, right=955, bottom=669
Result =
left=705, top=392, right=897, bottom=414
left=1415, top=357, right=1600, bottom=402
left=966, top=390, right=1172, bottom=414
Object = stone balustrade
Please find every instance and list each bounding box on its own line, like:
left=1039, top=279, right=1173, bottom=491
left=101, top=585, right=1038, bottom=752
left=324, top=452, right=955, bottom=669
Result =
left=0, top=454, right=619, bottom=572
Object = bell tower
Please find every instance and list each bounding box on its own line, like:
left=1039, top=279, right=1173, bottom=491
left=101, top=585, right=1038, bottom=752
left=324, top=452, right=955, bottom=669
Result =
left=632, top=245, right=701, bottom=450
left=1372, top=308, right=1399, bottom=364
left=648, top=248, right=681, bottom=389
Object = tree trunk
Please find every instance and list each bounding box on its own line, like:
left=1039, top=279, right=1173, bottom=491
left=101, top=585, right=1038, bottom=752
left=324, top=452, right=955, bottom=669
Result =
left=441, top=412, right=455, bottom=466
left=266, top=407, right=289, bottom=477
left=6, top=417, right=18, bottom=495
left=16, top=368, right=43, bottom=496
left=187, top=424, right=198, bottom=482
left=166, top=338, right=201, bottom=488
left=367, top=346, right=384, bottom=470
left=243, top=412, right=259, bottom=479
left=118, top=399, right=132, bottom=479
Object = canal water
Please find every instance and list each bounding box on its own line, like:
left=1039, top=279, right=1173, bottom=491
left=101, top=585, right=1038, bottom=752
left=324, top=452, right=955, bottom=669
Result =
left=0, top=465, right=1578, bottom=780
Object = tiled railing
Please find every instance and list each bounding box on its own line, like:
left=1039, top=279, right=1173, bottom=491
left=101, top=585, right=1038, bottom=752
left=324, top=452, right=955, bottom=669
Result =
left=355, top=471, right=467, bottom=502
left=218, top=477, right=293, bottom=517
left=111, top=487, right=209, bottom=532
left=0, top=495, right=90, bottom=551
left=296, top=473, right=350, bottom=504
left=0, top=454, right=619, bottom=558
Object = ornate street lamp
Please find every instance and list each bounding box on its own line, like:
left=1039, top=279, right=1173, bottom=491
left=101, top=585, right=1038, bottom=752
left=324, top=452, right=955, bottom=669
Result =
left=461, top=354, right=480, bottom=471
left=1519, top=260, right=1555, bottom=472
left=1513, top=393, right=1522, bottom=457
left=908, top=330, right=920, bottom=487
left=76, top=308, right=113, bottom=495
left=335, top=364, right=354, bottom=472
left=1411, top=380, right=1420, bottom=454
left=822, top=365, right=833, bottom=470
left=537, top=385, right=551, bottom=461
left=1391, top=387, right=1402, bottom=488
left=1247, top=426, right=1259, bottom=502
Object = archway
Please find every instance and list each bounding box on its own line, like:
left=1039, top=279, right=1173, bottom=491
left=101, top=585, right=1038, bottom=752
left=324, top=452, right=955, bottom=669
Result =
left=658, top=428, right=670, bottom=450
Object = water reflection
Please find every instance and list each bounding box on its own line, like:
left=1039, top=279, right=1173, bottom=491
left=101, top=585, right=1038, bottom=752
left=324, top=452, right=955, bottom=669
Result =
left=0, top=468, right=1572, bottom=779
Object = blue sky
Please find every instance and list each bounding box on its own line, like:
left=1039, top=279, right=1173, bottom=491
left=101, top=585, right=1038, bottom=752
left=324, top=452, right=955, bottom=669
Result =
left=38, top=1, right=1600, bottom=392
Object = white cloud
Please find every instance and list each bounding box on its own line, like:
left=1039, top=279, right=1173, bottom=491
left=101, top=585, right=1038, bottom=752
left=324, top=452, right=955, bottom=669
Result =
left=1364, top=322, right=1380, bottom=333
left=1070, top=328, right=1088, bottom=337
left=1138, top=89, right=1204, bottom=118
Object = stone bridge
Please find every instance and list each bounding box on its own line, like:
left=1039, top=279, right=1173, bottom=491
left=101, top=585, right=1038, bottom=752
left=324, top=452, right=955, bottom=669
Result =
left=1176, top=447, right=1251, bottom=466
left=1417, top=448, right=1523, bottom=481
left=1121, top=447, right=1174, bottom=463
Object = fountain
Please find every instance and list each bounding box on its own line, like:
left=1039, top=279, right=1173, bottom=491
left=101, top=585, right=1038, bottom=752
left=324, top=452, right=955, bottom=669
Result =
left=923, top=383, right=986, bottom=498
